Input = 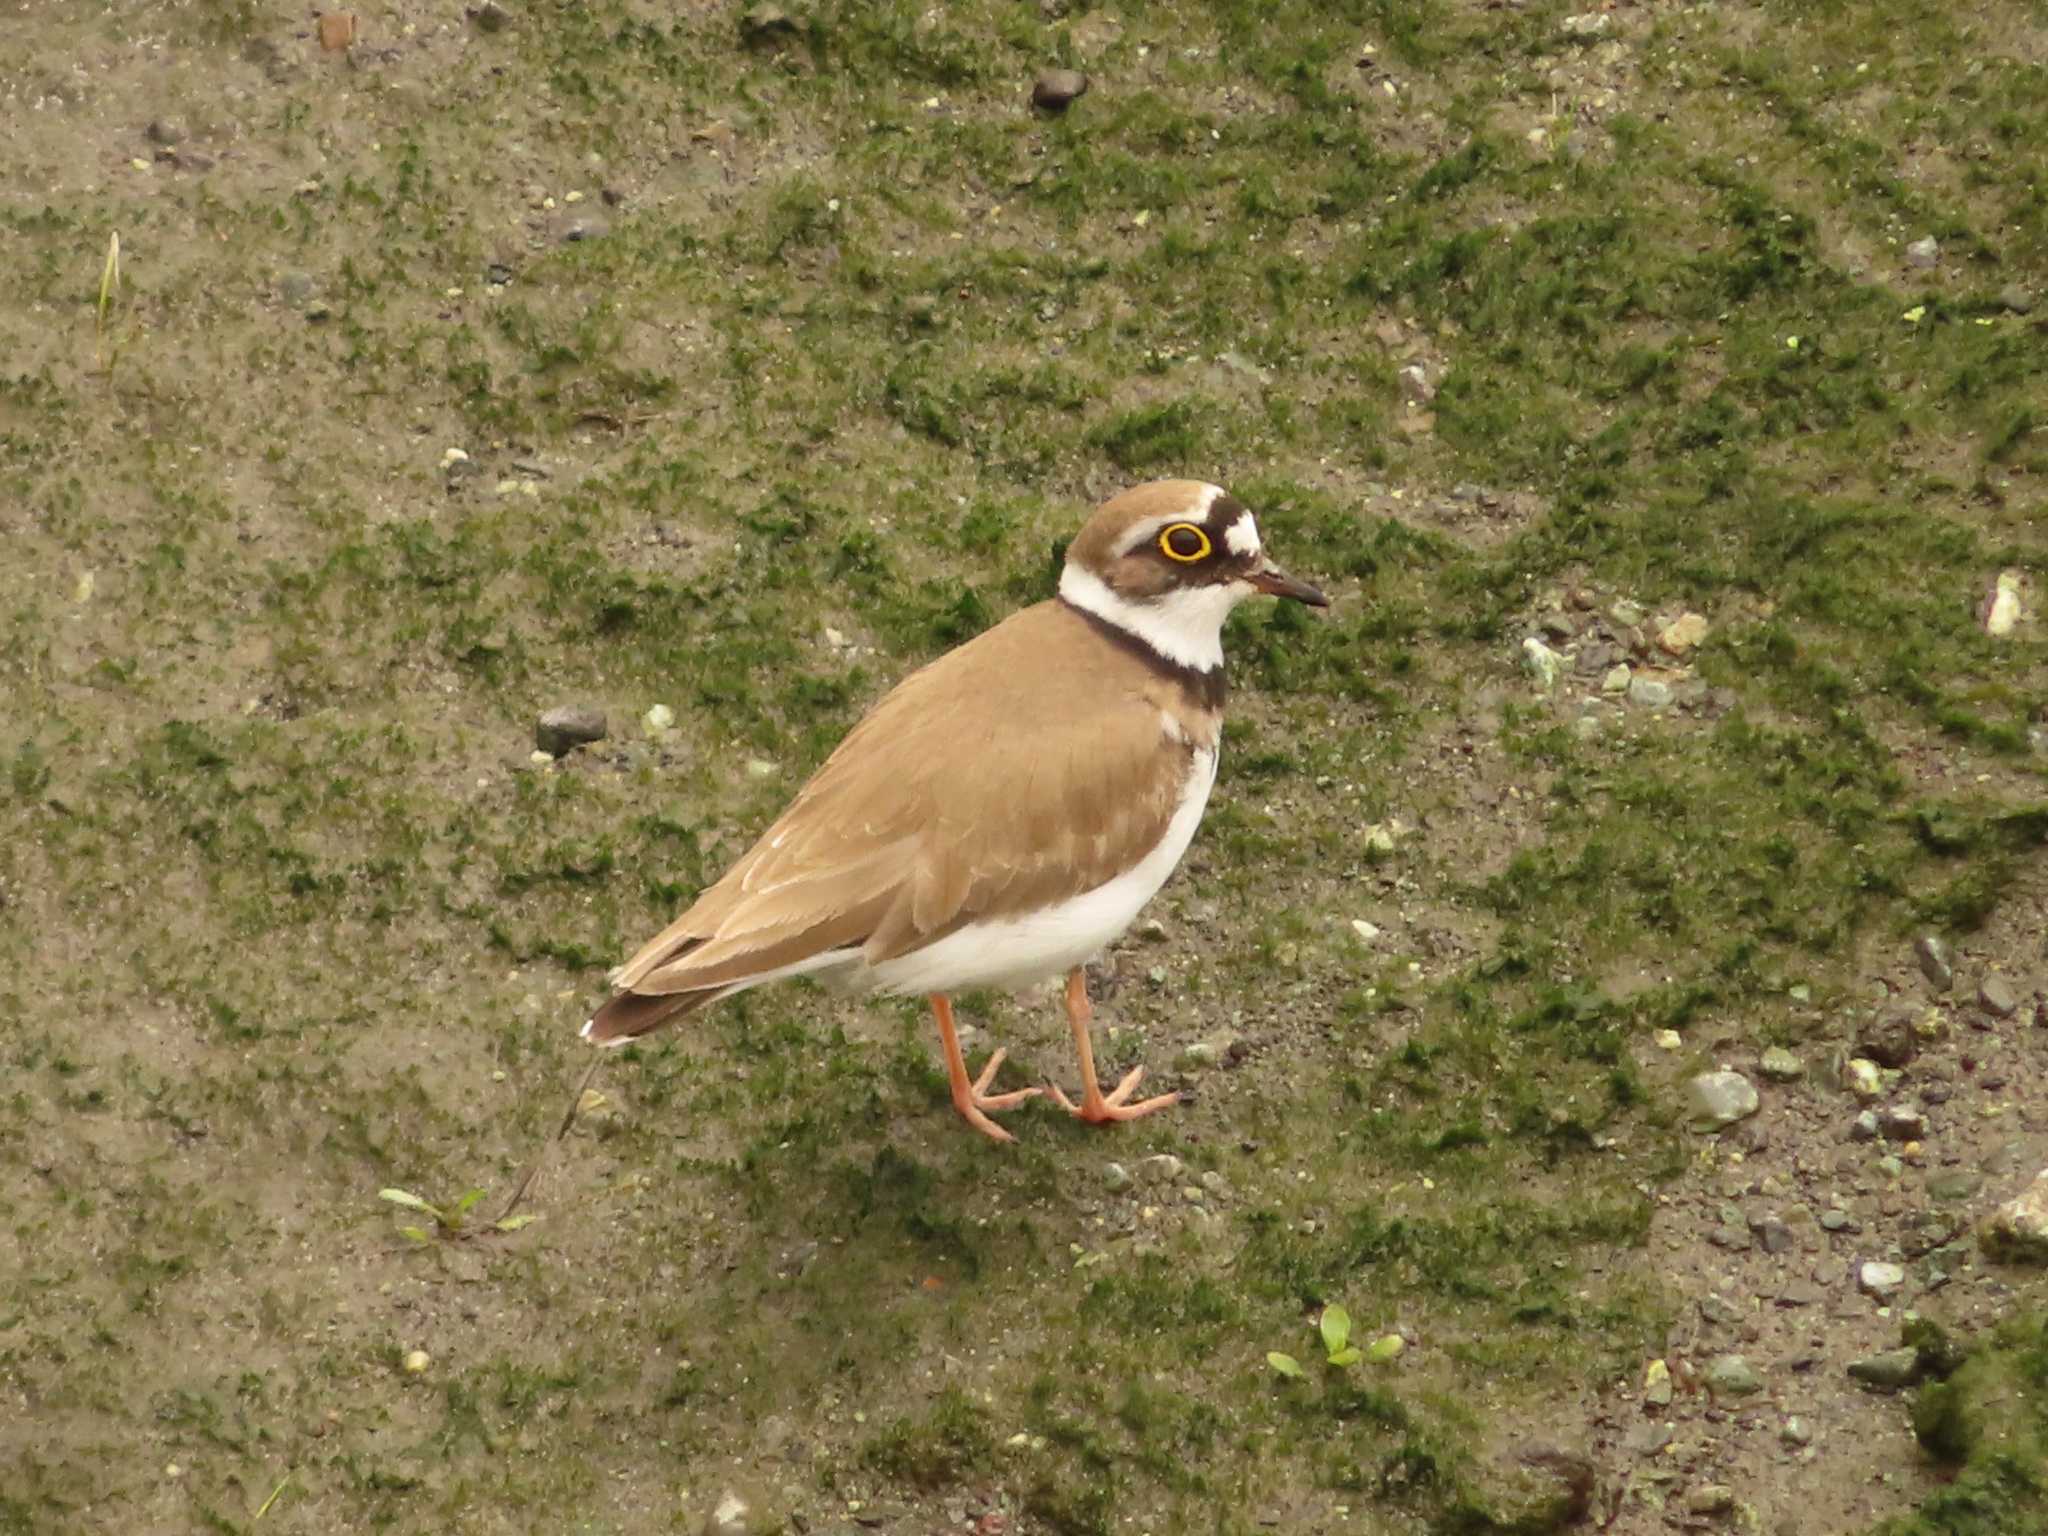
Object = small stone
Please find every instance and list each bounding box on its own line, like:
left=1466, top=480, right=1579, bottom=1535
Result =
left=1980, top=1169, right=2048, bottom=1263
left=1602, top=663, right=1632, bottom=694
left=1178, top=1041, right=1221, bottom=1069
left=1848, top=1110, right=1881, bottom=1142
left=1758, top=1047, right=1805, bottom=1082
left=318, top=11, right=357, bottom=50
left=703, top=1484, right=777, bottom=1536
left=403, top=1349, right=431, bottom=1374
left=1857, top=1261, right=1906, bottom=1300
left=1904, top=235, right=1940, bottom=268
left=1978, top=974, right=2018, bottom=1019
left=1608, top=598, right=1644, bottom=626
left=1748, top=1214, right=1794, bottom=1254
left=535, top=706, right=606, bottom=757
left=1780, top=1416, right=1812, bottom=1446
left=1687, top=1485, right=1735, bottom=1516
left=1628, top=675, right=1673, bottom=710
left=1521, top=637, right=1566, bottom=691
left=1684, top=1070, right=1760, bottom=1130
left=146, top=118, right=185, bottom=146
left=278, top=272, right=316, bottom=308
left=1776, top=1280, right=1824, bottom=1308
left=1699, top=1293, right=1743, bottom=1326
left=1031, top=69, right=1090, bottom=111
left=1138, top=1153, right=1184, bottom=1182
left=1362, top=821, right=1401, bottom=854
left=739, top=5, right=798, bottom=44
left=1856, top=1012, right=1918, bottom=1068
left=641, top=703, right=675, bottom=737
left=1643, top=1357, right=1673, bottom=1406
left=1848, top=1347, right=1921, bottom=1390
left=1878, top=1104, right=1926, bottom=1142
left=1199, top=1170, right=1229, bottom=1198
left=1820, top=1209, right=1857, bottom=1233
left=1350, top=918, right=1381, bottom=943
left=1843, top=1058, right=1884, bottom=1102
left=1397, top=364, right=1436, bottom=404
left=1914, top=935, right=1954, bottom=991
left=472, top=0, right=511, bottom=31
left=1926, top=1170, right=1982, bottom=1204
left=1702, top=1354, right=1762, bottom=1397
left=1539, top=612, right=1578, bottom=643
left=1101, top=1161, right=1131, bottom=1192
left=1997, top=284, right=2035, bottom=315
left=1657, top=612, right=1709, bottom=655
left=1654, top=1028, right=1682, bottom=1051
left=561, top=216, right=610, bottom=243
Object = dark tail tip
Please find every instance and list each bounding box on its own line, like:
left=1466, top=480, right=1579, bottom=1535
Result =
left=581, top=990, right=690, bottom=1046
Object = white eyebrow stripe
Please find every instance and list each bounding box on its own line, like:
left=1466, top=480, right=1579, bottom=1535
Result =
left=1111, top=484, right=1229, bottom=556
left=1223, top=514, right=1261, bottom=556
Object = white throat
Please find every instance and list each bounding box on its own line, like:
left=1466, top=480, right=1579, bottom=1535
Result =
left=1058, top=562, right=1244, bottom=672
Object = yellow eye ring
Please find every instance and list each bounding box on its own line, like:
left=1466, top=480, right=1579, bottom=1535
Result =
left=1158, top=523, right=1211, bottom=563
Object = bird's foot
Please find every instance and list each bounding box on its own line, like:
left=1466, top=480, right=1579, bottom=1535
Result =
left=950, top=1048, right=1041, bottom=1143
left=1048, top=1064, right=1182, bottom=1125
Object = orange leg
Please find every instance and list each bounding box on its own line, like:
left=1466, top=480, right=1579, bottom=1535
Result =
left=929, top=993, right=1039, bottom=1143
left=1048, top=966, right=1182, bottom=1125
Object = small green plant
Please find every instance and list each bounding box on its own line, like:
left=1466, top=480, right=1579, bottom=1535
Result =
left=1269, top=1305, right=1399, bottom=1378
left=1320, top=1304, right=1364, bottom=1367
left=379, top=1186, right=535, bottom=1242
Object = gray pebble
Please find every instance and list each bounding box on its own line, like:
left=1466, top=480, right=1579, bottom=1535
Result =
left=1847, top=1347, right=1921, bottom=1390
left=1748, top=1214, right=1794, bottom=1254
left=1856, top=1011, right=1918, bottom=1067
left=1857, top=1260, right=1906, bottom=1300
left=536, top=707, right=607, bottom=756
left=1687, top=1485, right=1735, bottom=1516
left=1758, top=1046, right=1805, bottom=1082
left=1685, top=1070, right=1759, bottom=1129
left=1914, top=934, right=1953, bottom=991
left=561, top=216, right=611, bottom=244
left=1702, top=1354, right=1762, bottom=1396
left=1997, top=284, right=2035, bottom=315
left=472, top=0, right=512, bottom=31
left=146, top=118, right=186, bottom=146
left=1780, top=1416, right=1812, bottom=1446
left=1138, top=1153, right=1184, bottom=1182
left=1031, top=69, right=1090, bottom=111
left=1878, top=1104, right=1926, bottom=1142
left=1848, top=1110, right=1881, bottom=1143
left=1698, top=1292, right=1743, bottom=1326
left=1101, top=1161, right=1131, bottom=1192
left=1978, top=974, right=2018, bottom=1019
left=1627, top=675, right=1673, bottom=710
left=1904, top=235, right=1940, bottom=268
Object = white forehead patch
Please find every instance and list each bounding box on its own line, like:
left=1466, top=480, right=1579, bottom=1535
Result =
left=1224, top=513, right=1261, bottom=557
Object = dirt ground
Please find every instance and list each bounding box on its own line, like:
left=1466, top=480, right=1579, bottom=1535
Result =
left=3, top=2, right=2046, bottom=1534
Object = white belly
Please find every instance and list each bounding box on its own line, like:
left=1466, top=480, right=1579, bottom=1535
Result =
left=857, top=746, right=1218, bottom=996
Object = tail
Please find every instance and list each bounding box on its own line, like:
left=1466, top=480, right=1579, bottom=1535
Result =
left=581, top=987, right=719, bottom=1046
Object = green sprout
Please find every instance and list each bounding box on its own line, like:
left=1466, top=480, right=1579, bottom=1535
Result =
left=1269, top=1304, right=1400, bottom=1378
left=379, top=1186, right=536, bottom=1242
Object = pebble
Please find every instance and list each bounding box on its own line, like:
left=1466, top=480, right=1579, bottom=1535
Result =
left=1748, top=1214, right=1794, bottom=1254
left=1997, top=284, right=2036, bottom=314
left=1847, top=1347, right=1921, bottom=1390
left=1350, top=918, right=1381, bottom=943
left=1602, top=664, right=1632, bottom=694
left=1362, top=821, right=1401, bottom=854
left=1980, top=1169, right=2048, bottom=1263
left=1627, top=675, right=1673, bottom=710
left=1687, top=1485, right=1735, bottom=1516
left=1904, top=235, right=1940, bottom=267
left=1857, top=1261, right=1906, bottom=1300
left=1101, top=1161, right=1131, bottom=1192
left=1820, top=1209, right=1857, bottom=1233
left=704, top=1485, right=777, bottom=1536
left=561, top=216, right=610, bottom=243
left=745, top=758, right=778, bottom=779
left=1978, top=974, right=2018, bottom=1019
left=1560, top=12, right=1612, bottom=36
left=403, top=1349, right=431, bottom=1374
left=1138, top=1153, right=1184, bottom=1182
left=1521, top=637, right=1566, bottom=691
left=1031, top=69, right=1090, bottom=111
left=1609, top=598, right=1645, bottom=626
left=1848, top=1110, right=1880, bottom=1143
left=1657, top=612, right=1709, bottom=655
left=1643, top=1358, right=1673, bottom=1406
left=1178, top=1041, right=1221, bottom=1069
left=535, top=706, right=607, bottom=757
left=1702, top=1354, right=1762, bottom=1397
left=1684, top=1070, right=1760, bottom=1130
left=1878, top=1104, right=1926, bottom=1142
left=1856, top=1012, right=1918, bottom=1068
left=1842, top=1058, right=1884, bottom=1102
left=473, top=0, right=511, bottom=31
left=1913, top=934, right=1953, bottom=991
left=146, top=117, right=186, bottom=146
left=1780, top=1416, right=1811, bottom=1447
left=1758, top=1046, right=1805, bottom=1082
left=1699, top=1293, right=1743, bottom=1326
left=1397, top=364, right=1436, bottom=404
left=641, top=703, right=675, bottom=737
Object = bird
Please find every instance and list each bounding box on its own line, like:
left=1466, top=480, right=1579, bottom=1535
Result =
left=581, top=479, right=1328, bottom=1141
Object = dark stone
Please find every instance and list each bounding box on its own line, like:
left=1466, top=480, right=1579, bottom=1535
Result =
left=1031, top=69, right=1090, bottom=111
left=146, top=118, right=185, bottom=146
left=536, top=707, right=607, bottom=756
left=472, top=1, right=511, bottom=31
left=1856, top=1011, right=1918, bottom=1068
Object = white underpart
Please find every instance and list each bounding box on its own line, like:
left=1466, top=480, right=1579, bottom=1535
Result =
left=1223, top=512, right=1261, bottom=557
left=1058, top=563, right=1246, bottom=672
left=860, top=747, right=1218, bottom=995
left=1111, top=484, right=1227, bottom=556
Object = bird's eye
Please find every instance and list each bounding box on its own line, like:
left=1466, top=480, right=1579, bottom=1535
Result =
left=1158, top=523, right=1211, bottom=562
